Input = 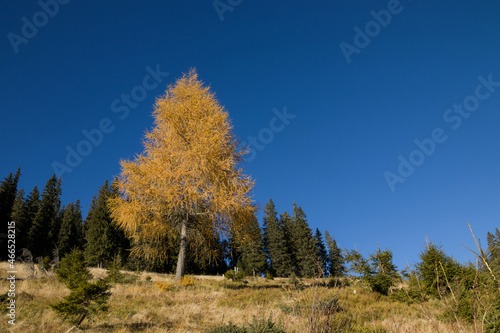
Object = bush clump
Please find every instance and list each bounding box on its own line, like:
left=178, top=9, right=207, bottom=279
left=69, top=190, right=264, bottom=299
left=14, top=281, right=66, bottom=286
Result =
left=155, top=281, right=175, bottom=291
left=181, top=275, right=196, bottom=287
left=224, top=269, right=246, bottom=282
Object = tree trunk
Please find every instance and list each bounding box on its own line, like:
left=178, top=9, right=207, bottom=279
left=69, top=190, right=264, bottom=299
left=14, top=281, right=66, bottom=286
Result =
left=175, top=218, right=188, bottom=281
left=75, top=312, right=87, bottom=326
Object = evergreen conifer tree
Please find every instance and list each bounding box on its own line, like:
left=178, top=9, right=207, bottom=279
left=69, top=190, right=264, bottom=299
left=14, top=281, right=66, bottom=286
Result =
left=324, top=230, right=345, bottom=277
left=314, top=228, right=328, bottom=276
left=23, top=186, right=40, bottom=251
left=262, top=199, right=293, bottom=277
left=344, top=246, right=398, bottom=295
left=58, top=201, right=83, bottom=257
left=85, top=180, right=129, bottom=267
left=487, top=228, right=500, bottom=277
left=280, top=211, right=298, bottom=276
left=50, top=249, right=111, bottom=326
left=234, top=217, right=267, bottom=276
left=416, top=240, right=459, bottom=297
left=82, top=196, right=97, bottom=240
left=28, top=175, right=62, bottom=258
left=368, top=246, right=399, bottom=295
left=11, top=189, right=28, bottom=251
left=291, top=203, right=317, bottom=277
left=344, top=248, right=373, bottom=277
left=0, top=168, right=21, bottom=224
left=0, top=168, right=21, bottom=259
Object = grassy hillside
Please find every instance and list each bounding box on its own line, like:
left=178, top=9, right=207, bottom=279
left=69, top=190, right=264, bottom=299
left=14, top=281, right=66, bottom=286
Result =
left=0, top=262, right=476, bottom=333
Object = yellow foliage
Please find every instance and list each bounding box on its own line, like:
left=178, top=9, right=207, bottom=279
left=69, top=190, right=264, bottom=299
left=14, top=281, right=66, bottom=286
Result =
left=109, top=69, right=256, bottom=264
left=155, top=281, right=174, bottom=291
left=180, top=276, right=196, bottom=287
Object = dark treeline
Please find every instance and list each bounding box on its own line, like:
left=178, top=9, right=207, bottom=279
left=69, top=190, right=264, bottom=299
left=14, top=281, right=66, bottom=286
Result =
left=1, top=170, right=131, bottom=269
left=2, top=169, right=500, bottom=290
left=0, top=170, right=346, bottom=276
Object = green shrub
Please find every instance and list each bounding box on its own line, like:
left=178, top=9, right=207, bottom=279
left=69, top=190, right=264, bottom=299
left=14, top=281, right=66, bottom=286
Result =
left=415, top=241, right=460, bottom=297
left=235, top=271, right=246, bottom=282
left=224, top=269, right=246, bottom=282
left=224, top=269, right=235, bottom=280
left=106, top=256, right=124, bottom=283
left=288, top=273, right=300, bottom=287
left=38, top=256, right=52, bottom=272
left=367, top=274, right=394, bottom=296
left=455, top=292, right=474, bottom=323
left=485, top=295, right=500, bottom=333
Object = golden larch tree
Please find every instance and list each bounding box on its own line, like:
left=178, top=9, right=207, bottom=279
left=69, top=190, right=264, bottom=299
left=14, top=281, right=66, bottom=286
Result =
left=109, top=69, right=256, bottom=280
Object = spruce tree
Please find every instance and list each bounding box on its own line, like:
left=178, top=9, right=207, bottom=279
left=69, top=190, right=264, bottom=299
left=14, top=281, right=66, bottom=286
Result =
left=82, top=196, right=97, bottom=241
left=50, top=249, right=111, bottom=326
left=0, top=168, right=21, bottom=225
left=58, top=201, right=83, bottom=258
left=487, top=228, right=500, bottom=277
left=262, top=199, right=293, bottom=277
left=11, top=189, right=28, bottom=251
left=85, top=180, right=129, bottom=267
left=416, top=240, right=459, bottom=297
left=280, top=211, right=298, bottom=275
left=314, top=228, right=328, bottom=276
left=234, top=217, right=267, bottom=276
left=368, top=247, right=399, bottom=295
left=291, top=203, right=317, bottom=277
left=0, top=168, right=21, bottom=259
left=344, top=248, right=373, bottom=277
left=23, top=186, right=40, bottom=251
left=325, top=230, right=345, bottom=277
left=53, top=207, right=65, bottom=250
left=344, top=246, right=398, bottom=295
left=28, top=175, right=62, bottom=258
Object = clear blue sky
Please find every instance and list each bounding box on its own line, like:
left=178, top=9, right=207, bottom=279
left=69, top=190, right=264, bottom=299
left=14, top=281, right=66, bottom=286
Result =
left=2, top=0, right=500, bottom=270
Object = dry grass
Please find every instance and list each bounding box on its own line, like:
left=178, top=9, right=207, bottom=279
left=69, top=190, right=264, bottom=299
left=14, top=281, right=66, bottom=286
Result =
left=0, top=262, right=475, bottom=332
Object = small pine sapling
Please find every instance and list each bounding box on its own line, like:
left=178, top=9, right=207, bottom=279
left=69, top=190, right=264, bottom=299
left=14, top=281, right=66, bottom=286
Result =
left=50, top=249, right=111, bottom=326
